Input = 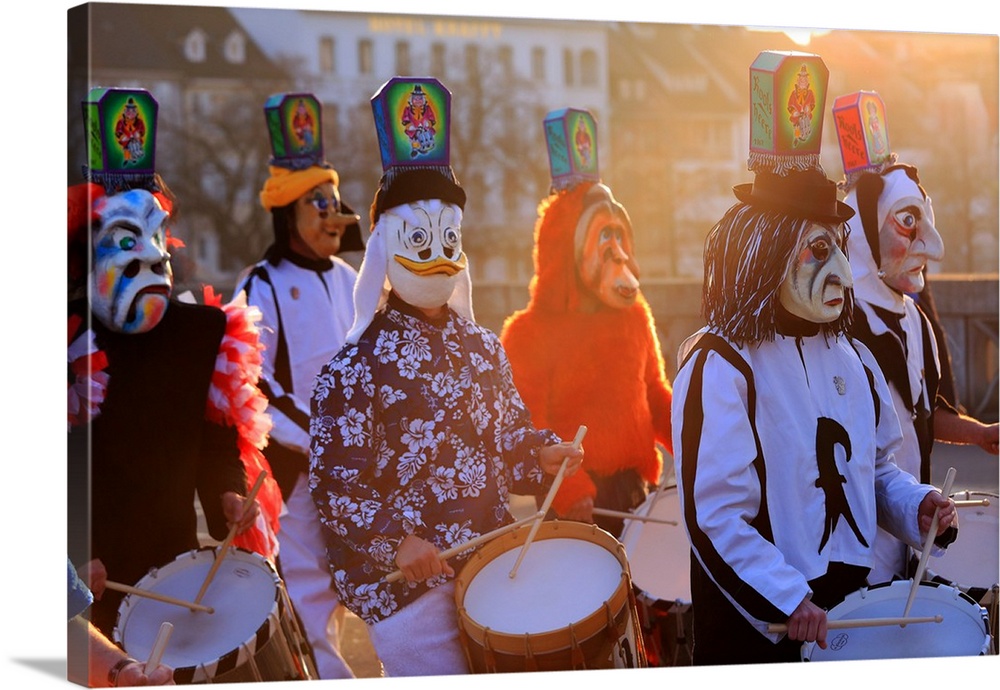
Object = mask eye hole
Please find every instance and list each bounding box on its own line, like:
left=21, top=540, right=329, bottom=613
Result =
left=893, top=209, right=920, bottom=241
left=809, top=238, right=830, bottom=262
left=409, top=227, right=429, bottom=247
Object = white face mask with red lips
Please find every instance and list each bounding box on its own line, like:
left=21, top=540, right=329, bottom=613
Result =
left=874, top=169, right=944, bottom=295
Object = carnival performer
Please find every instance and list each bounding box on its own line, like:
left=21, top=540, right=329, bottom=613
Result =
left=833, top=90, right=998, bottom=585
left=233, top=92, right=364, bottom=680
left=309, top=77, right=584, bottom=677
left=501, top=108, right=672, bottom=537
left=67, top=87, right=280, bottom=638
left=671, top=54, right=957, bottom=666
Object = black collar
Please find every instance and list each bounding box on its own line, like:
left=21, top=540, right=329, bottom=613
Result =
left=775, top=302, right=821, bottom=338
left=264, top=243, right=334, bottom=272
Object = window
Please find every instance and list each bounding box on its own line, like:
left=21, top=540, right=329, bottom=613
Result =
left=431, top=43, right=446, bottom=77
left=319, top=36, right=335, bottom=74
left=562, top=48, right=574, bottom=86
left=465, top=44, right=480, bottom=80
left=323, top=104, right=341, bottom=147
left=498, top=45, right=513, bottom=79
left=223, top=31, right=245, bottom=64
left=580, top=49, right=599, bottom=87
left=531, top=46, right=545, bottom=82
left=184, top=28, right=206, bottom=63
left=358, top=38, right=373, bottom=75
left=395, top=41, right=411, bottom=73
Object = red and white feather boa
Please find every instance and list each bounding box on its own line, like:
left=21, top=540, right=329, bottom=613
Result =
left=67, top=314, right=110, bottom=431
left=202, top=286, right=283, bottom=561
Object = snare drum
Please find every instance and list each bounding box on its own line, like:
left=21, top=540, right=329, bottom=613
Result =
left=115, top=547, right=313, bottom=683
left=454, top=520, right=646, bottom=673
left=802, top=580, right=992, bottom=661
left=619, top=485, right=693, bottom=666
left=929, top=491, right=999, bottom=651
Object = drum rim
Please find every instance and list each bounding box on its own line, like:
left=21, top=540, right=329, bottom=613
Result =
left=454, top=520, right=632, bottom=653
left=113, top=546, right=284, bottom=682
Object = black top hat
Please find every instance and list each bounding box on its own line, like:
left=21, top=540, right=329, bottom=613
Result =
left=733, top=168, right=855, bottom=224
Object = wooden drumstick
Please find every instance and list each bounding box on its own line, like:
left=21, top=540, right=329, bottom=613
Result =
left=105, top=580, right=214, bottom=614
left=383, top=511, right=544, bottom=584
left=594, top=507, right=678, bottom=526
left=954, top=498, right=990, bottom=508
left=194, top=470, right=268, bottom=605
left=144, top=621, right=174, bottom=674
left=508, top=425, right=588, bottom=579
left=903, top=466, right=957, bottom=620
left=767, top=614, right=943, bottom=634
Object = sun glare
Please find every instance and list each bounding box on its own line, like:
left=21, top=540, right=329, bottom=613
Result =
left=784, top=29, right=814, bottom=45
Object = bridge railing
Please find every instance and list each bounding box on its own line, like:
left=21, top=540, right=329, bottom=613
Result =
left=473, top=274, right=998, bottom=423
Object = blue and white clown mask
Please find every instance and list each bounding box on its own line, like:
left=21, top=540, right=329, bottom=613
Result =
left=90, top=189, right=174, bottom=334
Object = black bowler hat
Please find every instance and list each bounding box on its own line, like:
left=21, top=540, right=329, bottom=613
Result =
left=733, top=168, right=855, bottom=224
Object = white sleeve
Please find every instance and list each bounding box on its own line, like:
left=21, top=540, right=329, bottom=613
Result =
left=236, top=271, right=311, bottom=454
left=673, top=347, right=811, bottom=641
left=858, top=342, right=938, bottom=552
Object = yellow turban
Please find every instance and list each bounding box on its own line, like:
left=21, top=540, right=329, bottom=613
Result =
left=259, top=165, right=340, bottom=211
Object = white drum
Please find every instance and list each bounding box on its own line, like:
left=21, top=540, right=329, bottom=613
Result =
left=115, top=547, right=313, bottom=683
left=802, top=580, right=992, bottom=661
left=928, top=490, right=999, bottom=652
left=929, top=491, right=998, bottom=593
left=619, top=485, right=693, bottom=666
left=455, top=520, right=645, bottom=672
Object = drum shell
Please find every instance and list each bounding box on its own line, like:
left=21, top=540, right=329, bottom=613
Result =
left=454, top=520, right=645, bottom=672
left=928, top=491, right=999, bottom=593
left=801, top=580, right=992, bottom=661
left=114, top=547, right=310, bottom=683
left=619, top=485, right=693, bottom=666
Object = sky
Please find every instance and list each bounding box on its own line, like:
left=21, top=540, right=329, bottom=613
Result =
left=2, top=1, right=996, bottom=688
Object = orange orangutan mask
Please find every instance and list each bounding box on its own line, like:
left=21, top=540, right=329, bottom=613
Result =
left=574, top=184, right=639, bottom=310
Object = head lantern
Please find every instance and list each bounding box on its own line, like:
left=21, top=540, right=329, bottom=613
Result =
left=834, top=91, right=944, bottom=306
left=73, top=87, right=175, bottom=334
left=258, top=92, right=363, bottom=263
left=542, top=108, right=639, bottom=311
left=703, top=51, right=856, bottom=345
left=345, top=77, right=471, bottom=345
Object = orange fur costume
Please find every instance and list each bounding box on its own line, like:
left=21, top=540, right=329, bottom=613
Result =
left=500, top=182, right=673, bottom=519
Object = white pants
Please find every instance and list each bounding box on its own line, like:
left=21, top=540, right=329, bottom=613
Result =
left=279, top=474, right=355, bottom=679
left=367, top=581, right=469, bottom=677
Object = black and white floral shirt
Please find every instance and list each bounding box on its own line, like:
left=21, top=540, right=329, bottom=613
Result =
left=309, top=293, right=558, bottom=623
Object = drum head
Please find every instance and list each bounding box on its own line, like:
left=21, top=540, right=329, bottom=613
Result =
left=922, top=491, right=998, bottom=590
left=619, top=485, right=691, bottom=605
left=803, top=580, right=990, bottom=661
left=461, top=535, right=622, bottom=634
left=115, top=548, right=280, bottom=670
